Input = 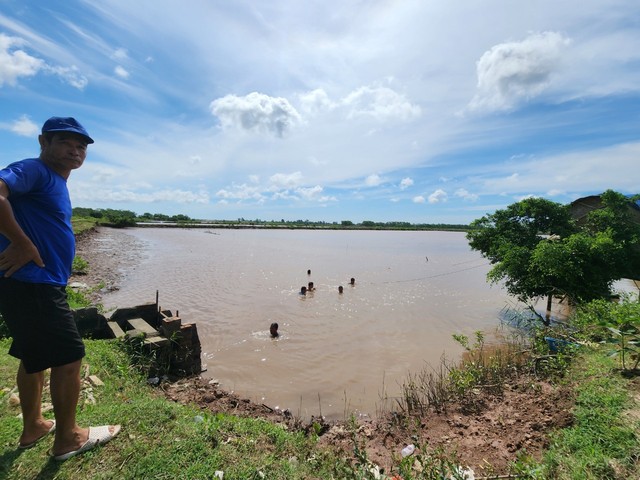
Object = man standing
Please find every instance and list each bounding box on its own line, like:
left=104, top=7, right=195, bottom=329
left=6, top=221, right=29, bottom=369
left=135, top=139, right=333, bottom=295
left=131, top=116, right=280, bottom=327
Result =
left=0, top=117, right=120, bottom=461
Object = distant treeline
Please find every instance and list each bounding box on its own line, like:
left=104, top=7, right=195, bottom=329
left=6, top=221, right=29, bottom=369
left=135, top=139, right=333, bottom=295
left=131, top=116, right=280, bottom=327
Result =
left=72, top=207, right=470, bottom=231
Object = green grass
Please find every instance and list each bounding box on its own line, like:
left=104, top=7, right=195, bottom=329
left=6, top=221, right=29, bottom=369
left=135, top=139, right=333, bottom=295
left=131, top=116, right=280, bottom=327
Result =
left=71, top=216, right=100, bottom=235
left=0, top=338, right=347, bottom=480
left=529, top=348, right=640, bottom=479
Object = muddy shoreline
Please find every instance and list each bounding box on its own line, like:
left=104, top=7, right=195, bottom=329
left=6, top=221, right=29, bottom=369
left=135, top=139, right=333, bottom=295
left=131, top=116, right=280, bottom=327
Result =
left=72, top=226, right=574, bottom=475
left=71, top=227, right=146, bottom=303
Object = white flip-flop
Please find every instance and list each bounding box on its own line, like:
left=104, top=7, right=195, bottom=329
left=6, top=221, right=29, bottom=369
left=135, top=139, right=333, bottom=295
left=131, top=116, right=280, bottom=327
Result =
left=51, top=425, right=121, bottom=461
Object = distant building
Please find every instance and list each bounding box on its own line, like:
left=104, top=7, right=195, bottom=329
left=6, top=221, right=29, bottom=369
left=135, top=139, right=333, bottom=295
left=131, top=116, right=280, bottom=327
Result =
left=569, top=193, right=640, bottom=284
left=569, top=194, right=640, bottom=226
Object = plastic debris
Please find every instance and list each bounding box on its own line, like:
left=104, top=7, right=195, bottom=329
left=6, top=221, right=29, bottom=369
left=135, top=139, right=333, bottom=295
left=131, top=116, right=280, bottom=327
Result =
left=450, top=466, right=475, bottom=480
left=400, top=444, right=415, bottom=457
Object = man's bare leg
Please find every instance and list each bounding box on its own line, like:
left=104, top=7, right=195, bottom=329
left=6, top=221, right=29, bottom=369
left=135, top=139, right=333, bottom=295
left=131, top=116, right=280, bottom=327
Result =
left=16, top=362, right=55, bottom=446
left=49, top=359, right=87, bottom=455
left=49, top=359, right=119, bottom=457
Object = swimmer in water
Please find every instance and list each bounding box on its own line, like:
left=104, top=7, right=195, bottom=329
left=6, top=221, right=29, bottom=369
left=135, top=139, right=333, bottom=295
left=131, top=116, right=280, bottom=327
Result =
left=270, top=322, right=279, bottom=338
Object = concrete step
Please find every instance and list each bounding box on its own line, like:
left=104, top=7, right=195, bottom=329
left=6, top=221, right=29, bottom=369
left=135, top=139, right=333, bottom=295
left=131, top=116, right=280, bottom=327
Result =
left=107, top=321, right=126, bottom=338
left=127, top=317, right=159, bottom=337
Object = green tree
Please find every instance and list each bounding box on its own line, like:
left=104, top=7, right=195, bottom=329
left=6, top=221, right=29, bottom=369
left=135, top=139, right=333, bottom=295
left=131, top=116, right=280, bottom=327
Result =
left=581, top=190, right=640, bottom=280
left=170, top=214, right=191, bottom=222
left=467, top=192, right=640, bottom=322
left=103, top=209, right=137, bottom=227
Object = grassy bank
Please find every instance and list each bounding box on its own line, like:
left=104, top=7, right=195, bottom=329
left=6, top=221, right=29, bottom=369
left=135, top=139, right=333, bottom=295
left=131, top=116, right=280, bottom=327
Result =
left=537, top=350, right=640, bottom=479
left=0, top=338, right=352, bottom=480
left=2, top=328, right=639, bottom=478
left=71, top=216, right=101, bottom=235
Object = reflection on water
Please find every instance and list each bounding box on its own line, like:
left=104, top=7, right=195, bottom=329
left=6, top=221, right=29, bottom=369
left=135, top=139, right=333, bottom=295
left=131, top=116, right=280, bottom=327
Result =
left=103, top=228, right=512, bottom=420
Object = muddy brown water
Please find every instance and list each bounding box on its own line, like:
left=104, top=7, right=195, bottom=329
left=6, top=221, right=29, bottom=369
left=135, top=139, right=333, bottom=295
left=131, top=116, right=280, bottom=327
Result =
left=101, top=228, right=513, bottom=420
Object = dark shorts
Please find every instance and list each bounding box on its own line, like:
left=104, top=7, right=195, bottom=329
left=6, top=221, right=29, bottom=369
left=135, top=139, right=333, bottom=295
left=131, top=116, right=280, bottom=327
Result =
left=0, top=278, right=85, bottom=374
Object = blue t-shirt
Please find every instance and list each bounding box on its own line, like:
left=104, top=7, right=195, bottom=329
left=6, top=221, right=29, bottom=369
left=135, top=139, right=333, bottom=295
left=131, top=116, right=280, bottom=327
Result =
left=0, top=158, right=75, bottom=286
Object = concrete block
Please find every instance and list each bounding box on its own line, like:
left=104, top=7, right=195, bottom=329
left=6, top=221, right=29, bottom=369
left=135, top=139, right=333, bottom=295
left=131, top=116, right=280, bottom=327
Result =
left=128, top=318, right=159, bottom=336
left=161, top=316, right=182, bottom=337
left=107, top=321, right=126, bottom=338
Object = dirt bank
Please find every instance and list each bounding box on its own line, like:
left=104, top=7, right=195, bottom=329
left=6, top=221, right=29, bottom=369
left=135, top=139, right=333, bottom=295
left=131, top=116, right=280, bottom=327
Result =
left=73, top=226, right=574, bottom=476
left=71, top=227, right=146, bottom=303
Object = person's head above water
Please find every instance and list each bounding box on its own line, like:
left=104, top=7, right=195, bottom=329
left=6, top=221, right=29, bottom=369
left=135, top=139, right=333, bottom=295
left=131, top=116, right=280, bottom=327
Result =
left=270, top=322, right=279, bottom=337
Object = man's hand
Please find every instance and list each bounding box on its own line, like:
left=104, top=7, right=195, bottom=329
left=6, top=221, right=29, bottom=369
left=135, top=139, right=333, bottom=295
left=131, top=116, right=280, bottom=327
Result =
left=0, top=239, right=45, bottom=277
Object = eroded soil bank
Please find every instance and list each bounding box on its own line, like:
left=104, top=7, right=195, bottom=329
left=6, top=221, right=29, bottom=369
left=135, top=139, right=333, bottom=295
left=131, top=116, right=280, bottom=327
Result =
left=73, top=227, right=574, bottom=475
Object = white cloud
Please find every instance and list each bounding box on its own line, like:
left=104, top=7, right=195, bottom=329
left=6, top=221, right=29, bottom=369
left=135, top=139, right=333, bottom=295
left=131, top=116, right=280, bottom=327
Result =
left=428, top=189, right=448, bottom=204
left=114, top=65, right=129, bottom=79
left=88, top=166, right=118, bottom=183
left=213, top=175, right=334, bottom=205
left=454, top=188, right=478, bottom=201
left=0, top=33, right=88, bottom=90
left=210, top=92, right=302, bottom=138
left=174, top=155, right=205, bottom=178
left=297, top=84, right=421, bottom=125
left=468, top=31, right=571, bottom=112
left=479, top=142, right=640, bottom=195
left=298, top=88, right=334, bottom=115
left=73, top=187, right=209, bottom=204
left=515, top=194, right=538, bottom=201
left=216, top=184, right=265, bottom=201
left=269, top=171, right=303, bottom=188
left=296, top=185, right=325, bottom=200
left=341, top=85, right=421, bottom=121
left=48, top=65, right=87, bottom=89
left=152, top=189, right=210, bottom=204
left=365, top=174, right=382, bottom=187
left=7, top=115, right=38, bottom=136
left=0, top=33, right=44, bottom=86
left=2, top=1, right=640, bottom=224
left=112, top=48, right=128, bottom=60
left=400, top=177, right=413, bottom=190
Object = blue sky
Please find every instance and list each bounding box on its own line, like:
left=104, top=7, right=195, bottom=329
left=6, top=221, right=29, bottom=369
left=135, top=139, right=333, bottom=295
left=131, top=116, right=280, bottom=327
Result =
left=1, top=1, right=639, bottom=224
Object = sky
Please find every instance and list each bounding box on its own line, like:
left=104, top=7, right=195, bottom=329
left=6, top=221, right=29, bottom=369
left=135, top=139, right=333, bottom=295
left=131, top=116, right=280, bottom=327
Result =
left=1, top=1, right=639, bottom=224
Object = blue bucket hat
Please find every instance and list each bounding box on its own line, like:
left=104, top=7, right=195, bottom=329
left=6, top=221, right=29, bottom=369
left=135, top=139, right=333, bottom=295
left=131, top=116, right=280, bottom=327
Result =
left=41, top=117, right=94, bottom=144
